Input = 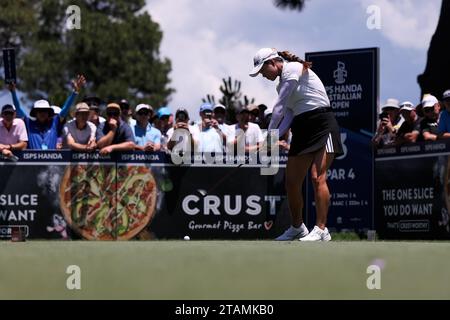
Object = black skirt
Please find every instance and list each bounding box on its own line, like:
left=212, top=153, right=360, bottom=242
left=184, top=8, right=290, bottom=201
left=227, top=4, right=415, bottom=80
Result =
left=288, top=107, right=343, bottom=157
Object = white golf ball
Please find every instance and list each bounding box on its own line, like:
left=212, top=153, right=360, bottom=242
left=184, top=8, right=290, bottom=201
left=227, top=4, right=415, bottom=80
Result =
left=184, top=235, right=190, bottom=241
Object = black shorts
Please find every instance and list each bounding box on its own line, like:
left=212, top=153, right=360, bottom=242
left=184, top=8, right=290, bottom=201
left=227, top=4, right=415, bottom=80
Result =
left=288, top=107, right=344, bottom=157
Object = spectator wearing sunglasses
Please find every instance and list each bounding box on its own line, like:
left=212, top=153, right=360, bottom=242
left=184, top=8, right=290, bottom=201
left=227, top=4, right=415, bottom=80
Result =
left=0, top=104, right=28, bottom=158
left=395, top=101, right=420, bottom=146
left=119, top=99, right=137, bottom=127
left=96, top=103, right=135, bottom=155
left=420, top=95, right=440, bottom=141
left=132, top=104, right=161, bottom=152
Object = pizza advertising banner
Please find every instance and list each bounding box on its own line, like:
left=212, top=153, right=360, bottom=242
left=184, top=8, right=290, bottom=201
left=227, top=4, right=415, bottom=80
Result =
left=0, top=151, right=292, bottom=240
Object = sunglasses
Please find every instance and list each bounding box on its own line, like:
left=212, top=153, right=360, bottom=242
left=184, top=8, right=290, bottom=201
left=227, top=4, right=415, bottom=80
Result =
left=423, top=108, right=434, bottom=112
left=107, top=111, right=120, bottom=117
left=137, top=111, right=150, bottom=116
left=2, top=111, right=14, bottom=116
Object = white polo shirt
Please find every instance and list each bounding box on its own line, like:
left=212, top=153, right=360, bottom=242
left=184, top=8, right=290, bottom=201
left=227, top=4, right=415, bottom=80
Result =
left=276, top=61, right=330, bottom=116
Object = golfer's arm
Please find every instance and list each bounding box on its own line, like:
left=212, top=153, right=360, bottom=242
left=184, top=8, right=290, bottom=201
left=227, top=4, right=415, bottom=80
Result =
left=268, top=80, right=298, bottom=134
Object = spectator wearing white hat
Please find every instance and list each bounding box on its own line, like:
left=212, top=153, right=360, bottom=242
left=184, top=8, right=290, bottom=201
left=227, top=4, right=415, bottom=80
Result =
left=373, top=98, right=402, bottom=148
left=437, top=90, right=450, bottom=139
left=420, top=95, right=440, bottom=141
left=213, top=103, right=235, bottom=152
left=0, top=104, right=28, bottom=158
left=132, top=104, right=161, bottom=152
left=8, top=75, right=86, bottom=150
left=62, top=102, right=97, bottom=151
left=395, top=101, right=420, bottom=146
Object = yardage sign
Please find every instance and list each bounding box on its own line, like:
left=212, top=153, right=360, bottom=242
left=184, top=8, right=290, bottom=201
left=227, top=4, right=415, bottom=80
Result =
left=2, top=48, right=16, bottom=84
left=305, top=48, right=379, bottom=234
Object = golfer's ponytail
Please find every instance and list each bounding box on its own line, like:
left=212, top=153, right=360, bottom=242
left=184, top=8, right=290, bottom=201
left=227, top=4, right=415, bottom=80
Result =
left=278, top=51, right=312, bottom=69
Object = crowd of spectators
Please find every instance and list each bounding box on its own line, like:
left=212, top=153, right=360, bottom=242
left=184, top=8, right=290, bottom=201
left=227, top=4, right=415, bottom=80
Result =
left=0, top=75, right=288, bottom=159
left=373, top=90, right=450, bottom=148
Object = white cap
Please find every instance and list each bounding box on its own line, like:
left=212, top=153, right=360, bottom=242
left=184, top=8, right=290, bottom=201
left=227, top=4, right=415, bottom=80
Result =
left=249, top=48, right=280, bottom=77
left=264, top=108, right=273, bottom=117
left=135, top=104, right=153, bottom=113
left=399, top=101, right=414, bottom=111
left=422, top=95, right=438, bottom=108
left=381, top=98, right=400, bottom=110
left=443, top=89, right=450, bottom=100
left=213, top=103, right=226, bottom=110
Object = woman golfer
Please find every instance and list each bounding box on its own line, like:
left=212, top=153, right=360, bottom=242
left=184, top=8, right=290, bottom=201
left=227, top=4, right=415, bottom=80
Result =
left=250, top=48, right=343, bottom=241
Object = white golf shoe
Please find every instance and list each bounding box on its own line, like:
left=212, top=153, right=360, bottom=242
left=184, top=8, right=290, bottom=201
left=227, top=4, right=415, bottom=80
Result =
left=299, top=226, right=331, bottom=242
left=275, top=224, right=309, bottom=241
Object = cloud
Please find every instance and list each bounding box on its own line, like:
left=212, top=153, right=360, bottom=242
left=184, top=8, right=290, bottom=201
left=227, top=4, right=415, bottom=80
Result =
left=360, top=0, right=440, bottom=50
left=145, top=0, right=293, bottom=119
left=145, top=0, right=441, bottom=119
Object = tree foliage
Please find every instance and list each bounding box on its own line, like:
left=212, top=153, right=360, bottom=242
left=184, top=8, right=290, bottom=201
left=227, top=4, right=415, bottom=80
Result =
left=203, top=77, right=255, bottom=124
left=0, top=0, right=173, bottom=108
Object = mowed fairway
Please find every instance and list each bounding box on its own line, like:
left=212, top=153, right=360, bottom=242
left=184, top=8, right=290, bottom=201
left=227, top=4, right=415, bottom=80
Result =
left=1, top=241, right=450, bottom=300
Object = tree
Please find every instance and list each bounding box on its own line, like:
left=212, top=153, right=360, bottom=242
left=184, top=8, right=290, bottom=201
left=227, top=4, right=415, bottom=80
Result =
left=1, top=0, right=173, bottom=108
left=202, top=76, right=255, bottom=124
left=417, top=0, right=450, bottom=100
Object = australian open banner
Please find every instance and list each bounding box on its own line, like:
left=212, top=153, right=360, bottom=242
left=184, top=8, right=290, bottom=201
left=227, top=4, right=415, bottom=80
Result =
left=305, top=48, right=378, bottom=234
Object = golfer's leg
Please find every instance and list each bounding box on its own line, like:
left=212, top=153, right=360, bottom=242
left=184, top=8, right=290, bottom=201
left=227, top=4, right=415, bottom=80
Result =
left=285, top=154, right=314, bottom=227
left=310, top=148, right=334, bottom=229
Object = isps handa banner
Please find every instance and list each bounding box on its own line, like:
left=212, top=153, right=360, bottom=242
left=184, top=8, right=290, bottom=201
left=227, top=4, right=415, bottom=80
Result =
left=0, top=151, right=292, bottom=240
left=305, top=48, right=378, bottom=234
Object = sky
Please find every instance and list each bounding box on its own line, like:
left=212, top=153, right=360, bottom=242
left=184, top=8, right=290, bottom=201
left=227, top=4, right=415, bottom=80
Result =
left=0, top=0, right=442, bottom=120
left=144, top=0, right=441, bottom=120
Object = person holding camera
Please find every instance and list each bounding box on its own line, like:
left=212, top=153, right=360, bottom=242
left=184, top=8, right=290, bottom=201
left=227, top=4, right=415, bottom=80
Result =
left=167, top=108, right=199, bottom=153
left=372, top=99, right=403, bottom=148
left=195, top=103, right=224, bottom=153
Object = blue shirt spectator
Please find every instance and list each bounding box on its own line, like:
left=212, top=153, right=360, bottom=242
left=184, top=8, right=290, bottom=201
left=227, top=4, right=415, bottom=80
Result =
left=438, top=110, right=450, bottom=134
left=9, top=76, right=85, bottom=149
left=132, top=104, right=161, bottom=151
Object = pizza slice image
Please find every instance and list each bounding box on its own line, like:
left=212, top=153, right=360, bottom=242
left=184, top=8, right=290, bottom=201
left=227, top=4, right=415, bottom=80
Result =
left=59, top=164, right=157, bottom=240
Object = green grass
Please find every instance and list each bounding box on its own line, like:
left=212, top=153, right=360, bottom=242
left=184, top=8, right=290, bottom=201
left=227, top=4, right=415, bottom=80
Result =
left=1, top=240, right=450, bottom=300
